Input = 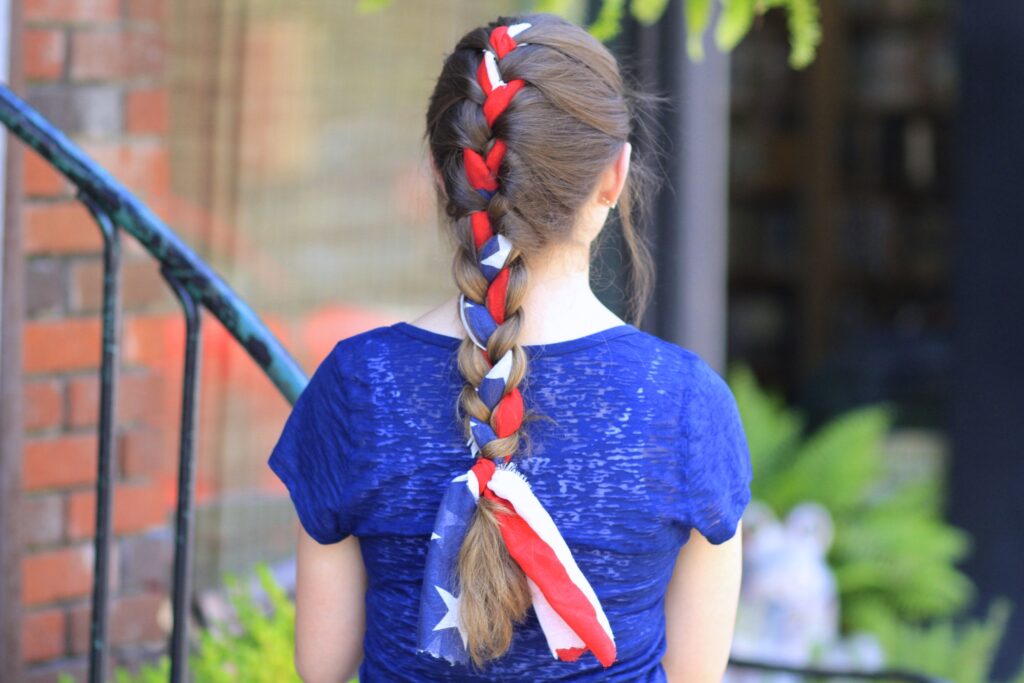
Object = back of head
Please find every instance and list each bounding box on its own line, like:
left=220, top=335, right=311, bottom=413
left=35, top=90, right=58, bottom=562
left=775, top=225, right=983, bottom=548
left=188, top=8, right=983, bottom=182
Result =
left=422, top=12, right=658, bottom=670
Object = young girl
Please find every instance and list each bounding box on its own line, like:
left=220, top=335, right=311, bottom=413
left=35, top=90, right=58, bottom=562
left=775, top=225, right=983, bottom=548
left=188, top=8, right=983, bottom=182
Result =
left=268, top=13, right=752, bottom=683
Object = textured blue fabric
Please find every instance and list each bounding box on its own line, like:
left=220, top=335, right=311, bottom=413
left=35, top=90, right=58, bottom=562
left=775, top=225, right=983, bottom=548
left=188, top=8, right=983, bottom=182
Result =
left=267, top=321, right=753, bottom=682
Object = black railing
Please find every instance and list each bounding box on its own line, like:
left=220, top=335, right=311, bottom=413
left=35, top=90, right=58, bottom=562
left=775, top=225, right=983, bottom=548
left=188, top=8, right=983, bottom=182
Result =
left=0, top=83, right=947, bottom=683
left=0, top=83, right=305, bottom=683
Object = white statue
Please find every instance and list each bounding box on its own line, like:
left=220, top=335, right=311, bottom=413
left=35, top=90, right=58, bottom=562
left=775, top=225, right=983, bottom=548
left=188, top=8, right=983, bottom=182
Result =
left=724, top=500, right=885, bottom=683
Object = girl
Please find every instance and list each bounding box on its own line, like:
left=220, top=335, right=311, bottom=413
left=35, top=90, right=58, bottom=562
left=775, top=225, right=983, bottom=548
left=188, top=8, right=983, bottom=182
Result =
left=268, top=12, right=752, bottom=682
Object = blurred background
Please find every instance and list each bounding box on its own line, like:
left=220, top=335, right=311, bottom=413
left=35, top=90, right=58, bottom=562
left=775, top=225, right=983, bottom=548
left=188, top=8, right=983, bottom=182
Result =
left=0, top=0, right=1021, bottom=681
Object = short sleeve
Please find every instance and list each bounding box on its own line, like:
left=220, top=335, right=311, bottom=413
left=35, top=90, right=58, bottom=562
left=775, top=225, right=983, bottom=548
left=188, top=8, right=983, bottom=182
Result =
left=679, top=357, right=753, bottom=545
left=267, top=344, right=353, bottom=545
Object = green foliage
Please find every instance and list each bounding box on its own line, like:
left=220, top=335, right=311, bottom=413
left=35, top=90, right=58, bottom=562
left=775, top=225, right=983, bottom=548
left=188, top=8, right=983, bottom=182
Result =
left=356, top=0, right=821, bottom=69
left=533, top=0, right=578, bottom=16
left=630, top=0, right=823, bottom=67
left=727, top=364, right=974, bottom=632
left=859, top=598, right=1024, bottom=683
left=354, top=0, right=394, bottom=12
left=189, top=563, right=299, bottom=683
left=588, top=0, right=627, bottom=41
left=716, top=0, right=757, bottom=52
left=59, top=564, right=360, bottom=683
left=630, top=0, right=672, bottom=25
left=682, top=0, right=715, bottom=60
left=727, top=364, right=1024, bottom=681
left=759, top=0, right=821, bottom=68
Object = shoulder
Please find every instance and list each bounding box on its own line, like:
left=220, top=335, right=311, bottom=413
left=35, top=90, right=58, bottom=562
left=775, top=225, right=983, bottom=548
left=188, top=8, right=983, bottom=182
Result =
left=324, top=323, right=405, bottom=372
left=628, top=328, right=727, bottom=385
left=625, top=329, right=738, bottom=418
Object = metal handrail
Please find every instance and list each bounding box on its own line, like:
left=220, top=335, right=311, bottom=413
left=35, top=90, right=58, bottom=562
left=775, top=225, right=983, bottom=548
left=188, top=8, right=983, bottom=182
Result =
left=0, top=82, right=946, bottom=683
left=0, top=84, right=306, bottom=401
left=0, top=82, right=306, bottom=683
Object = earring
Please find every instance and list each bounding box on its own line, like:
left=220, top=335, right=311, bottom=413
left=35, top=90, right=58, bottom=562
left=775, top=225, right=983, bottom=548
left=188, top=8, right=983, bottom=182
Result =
left=600, top=195, right=618, bottom=209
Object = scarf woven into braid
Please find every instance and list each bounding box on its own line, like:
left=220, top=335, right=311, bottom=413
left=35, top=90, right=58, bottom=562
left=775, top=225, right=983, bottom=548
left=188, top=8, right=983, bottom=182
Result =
left=415, top=22, right=617, bottom=670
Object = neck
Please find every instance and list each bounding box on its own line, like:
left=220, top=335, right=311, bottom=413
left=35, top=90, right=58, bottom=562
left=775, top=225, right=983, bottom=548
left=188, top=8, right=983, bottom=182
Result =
left=518, top=240, right=616, bottom=341
left=420, top=239, right=626, bottom=344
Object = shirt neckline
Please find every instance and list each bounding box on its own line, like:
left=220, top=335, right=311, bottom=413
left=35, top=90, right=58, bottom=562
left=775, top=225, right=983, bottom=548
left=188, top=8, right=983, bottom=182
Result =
left=390, top=321, right=639, bottom=356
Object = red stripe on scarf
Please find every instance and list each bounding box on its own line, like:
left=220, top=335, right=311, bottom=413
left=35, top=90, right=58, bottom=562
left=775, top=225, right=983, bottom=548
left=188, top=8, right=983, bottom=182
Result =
left=471, top=212, right=492, bottom=250
left=484, top=490, right=617, bottom=668
left=483, top=80, right=525, bottom=127
left=486, top=266, right=509, bottom=324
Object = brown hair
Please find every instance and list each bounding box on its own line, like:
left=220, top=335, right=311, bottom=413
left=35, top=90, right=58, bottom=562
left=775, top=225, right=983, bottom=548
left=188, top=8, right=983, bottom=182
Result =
left=424, top=12, right=661, bottom=669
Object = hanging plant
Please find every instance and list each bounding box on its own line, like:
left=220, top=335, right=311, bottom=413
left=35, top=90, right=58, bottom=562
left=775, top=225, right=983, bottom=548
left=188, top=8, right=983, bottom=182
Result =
left=358, top=0, right=822, bottom=69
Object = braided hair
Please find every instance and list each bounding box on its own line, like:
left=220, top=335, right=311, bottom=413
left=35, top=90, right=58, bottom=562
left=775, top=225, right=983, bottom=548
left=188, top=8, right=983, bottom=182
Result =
left=420, top=13, right=658, bottom=671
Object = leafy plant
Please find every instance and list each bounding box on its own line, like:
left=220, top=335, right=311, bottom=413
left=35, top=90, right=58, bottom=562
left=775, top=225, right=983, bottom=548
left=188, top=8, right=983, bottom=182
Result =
left=726, top=364, right=974, bottom=631
left=727, top=364, right=1024, bottom=682
left=189, top=563, right=299, bottom=683
left=59, top=564, right=360, bottom=683
left=357, top=0, right=822, bottom=68
left=859, top=597, right=1024, bottom=683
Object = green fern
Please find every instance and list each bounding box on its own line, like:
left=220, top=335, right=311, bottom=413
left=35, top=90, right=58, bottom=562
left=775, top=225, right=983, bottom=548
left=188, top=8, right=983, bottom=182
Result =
left=728, top=363, right=974, bottom=632
left=726, top=364, right=1024, bottom=680
left=858, top=598, right=1023, bottom=683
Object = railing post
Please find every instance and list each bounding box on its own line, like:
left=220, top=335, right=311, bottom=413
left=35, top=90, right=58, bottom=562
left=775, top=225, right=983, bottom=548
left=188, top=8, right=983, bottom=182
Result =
left=80, top=193, right=121, bottom=683
left=160, top=266, right=203, bottom=683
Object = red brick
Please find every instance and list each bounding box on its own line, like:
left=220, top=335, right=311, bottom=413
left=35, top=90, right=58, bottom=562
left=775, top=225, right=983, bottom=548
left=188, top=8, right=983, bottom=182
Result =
left=67, top=481, right=167, bottom=540
left=67, top=369, right=163, bottom=428
left=23, top=318, right=102, bottom=374
left=22, top=545, right=93, bottom=605
left=68, top=255, right=166, bottom=315
left=24, top=378, right=64, bottom=433
left=25, top=256, right=66, bottom=317
left=119, top=426, right=162, bottom=477
left=23, top=201, right=103, bottom=255
left=24, top=29, right=66, bottom=81
left=22, top=608, right=66, bottom=663
left=121, top=315, right=169, bottom=367
left=126, top=0, right=167, bottom=23
left=23, top=433, right=97, bottom=490
left=24, top=0, right=120, bottom=23
left=125, top=87, right=168, bottom=135
left=23, top=148, right=71, bottom=198
left=21, top=493, right=65, bottom=547
left=78, top=142, right=169, bottom=201
left=70, top=27, right=165, bottom=81
left=69, top=591, right=167, bottom=654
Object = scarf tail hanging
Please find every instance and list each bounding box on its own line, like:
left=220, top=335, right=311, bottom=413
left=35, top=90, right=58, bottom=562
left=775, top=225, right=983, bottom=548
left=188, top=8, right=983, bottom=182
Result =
left=416, top=461, right=617, bottom=668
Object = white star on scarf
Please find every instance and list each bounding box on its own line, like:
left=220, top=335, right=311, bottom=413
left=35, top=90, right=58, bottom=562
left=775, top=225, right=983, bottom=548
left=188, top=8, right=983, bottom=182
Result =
left=480, top=234, right=513, bottom=271
left=432, top=585, right=469, bottom=650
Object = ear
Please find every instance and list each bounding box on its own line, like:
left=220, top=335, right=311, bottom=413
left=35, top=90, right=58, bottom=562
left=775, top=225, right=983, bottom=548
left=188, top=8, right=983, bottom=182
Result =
left=595, top=141, right=632, bottom=206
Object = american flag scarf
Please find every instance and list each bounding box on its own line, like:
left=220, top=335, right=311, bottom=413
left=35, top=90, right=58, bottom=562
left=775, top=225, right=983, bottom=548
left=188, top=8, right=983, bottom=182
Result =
left=415, top=22, right=617, bottom=670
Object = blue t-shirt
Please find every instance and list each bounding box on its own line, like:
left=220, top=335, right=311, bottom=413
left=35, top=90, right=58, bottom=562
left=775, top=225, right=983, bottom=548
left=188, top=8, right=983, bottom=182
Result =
left=268, top=321, right=753, bottom=682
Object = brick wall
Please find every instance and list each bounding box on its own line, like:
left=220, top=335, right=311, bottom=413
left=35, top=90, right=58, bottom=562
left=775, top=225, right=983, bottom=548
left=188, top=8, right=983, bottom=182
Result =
left=17, top=1, right=174, bottom=681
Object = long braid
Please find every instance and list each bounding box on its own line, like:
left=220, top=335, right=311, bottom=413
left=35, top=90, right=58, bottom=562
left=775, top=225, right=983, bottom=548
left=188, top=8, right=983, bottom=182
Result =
left=455, top=22, right=534, bottom=668
left=418, top=19, right=618, bottom=672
